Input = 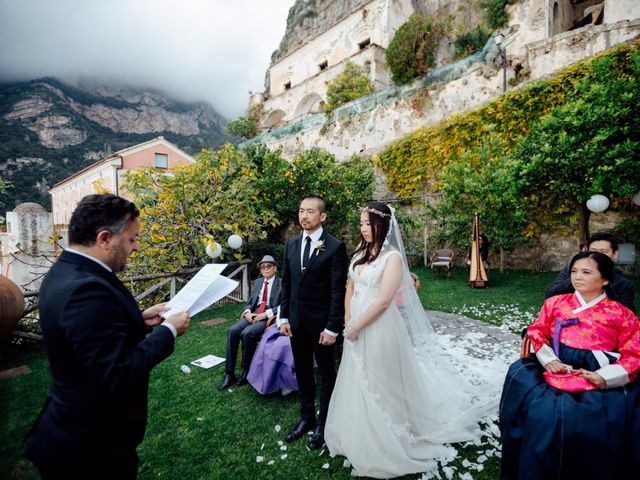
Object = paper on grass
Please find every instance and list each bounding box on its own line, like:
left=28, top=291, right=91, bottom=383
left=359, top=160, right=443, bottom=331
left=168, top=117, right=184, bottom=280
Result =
left=161, top=263, right=238, bottom=319
left=191, top=354, right=225, bottom=369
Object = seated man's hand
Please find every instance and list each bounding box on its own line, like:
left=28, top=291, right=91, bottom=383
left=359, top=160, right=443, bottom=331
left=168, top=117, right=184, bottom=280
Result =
left=254, top=312, right=268, bottom=322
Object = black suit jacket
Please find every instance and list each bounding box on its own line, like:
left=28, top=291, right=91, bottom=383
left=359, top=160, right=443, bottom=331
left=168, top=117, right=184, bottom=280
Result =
left=26, top=250, right=175, bottom=468
left=546, top=265, right=636, bottom=313
left=244, top=276, right=282, bottom=315
left=279, top=230, right=348, bottom=334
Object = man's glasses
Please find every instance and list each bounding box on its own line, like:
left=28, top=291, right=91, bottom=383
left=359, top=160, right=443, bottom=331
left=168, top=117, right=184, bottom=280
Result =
left=260, top=264, right=275, bottom=270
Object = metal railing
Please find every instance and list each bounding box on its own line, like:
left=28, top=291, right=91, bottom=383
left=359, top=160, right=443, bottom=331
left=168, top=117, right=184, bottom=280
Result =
left=13, top=260, right=251, bottom=342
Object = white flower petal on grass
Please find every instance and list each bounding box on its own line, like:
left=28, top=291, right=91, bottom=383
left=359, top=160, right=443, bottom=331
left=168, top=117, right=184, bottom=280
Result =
left=280, top=445, right=287, bottom=451
left=459, top=473, right=474, bottom=480
left=274, top=424, right=281, bottom=432
left=305, top=445, right=311, bottom=451
left=319, top=449, right=325, bottom=456
left=461, top=459, right=471, bottom=468
left=256, top=456, right=264, bottom=463
left=476, top=455, right=487, bottom=463
left=196, top=417, right=204, bottom=421
left=267, top=460, right=275, bottom=465
left=442, top=466, right=454, bottom=480
left=280, top=454, right=288, bottom=460
left=277, top=440, right=283, bottom=446
left=260, top=443, right=265, bottom=450
left=343, top=459, right=351, bottom=468
left=322, top=463, right=330, bottom=469
left=351, top=469, right=358, bottom=477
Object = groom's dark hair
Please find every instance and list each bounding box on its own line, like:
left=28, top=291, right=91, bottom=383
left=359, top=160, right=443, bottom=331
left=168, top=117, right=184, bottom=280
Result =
left=301, top=195, right=326, bottom=213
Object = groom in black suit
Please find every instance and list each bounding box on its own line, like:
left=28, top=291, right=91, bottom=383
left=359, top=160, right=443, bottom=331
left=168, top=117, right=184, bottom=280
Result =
left=278, top=196, right=348, bottom=450
left=25, top=194, right=189, bottom=479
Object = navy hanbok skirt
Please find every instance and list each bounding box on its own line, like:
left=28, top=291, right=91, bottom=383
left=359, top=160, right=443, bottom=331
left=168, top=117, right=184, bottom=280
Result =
left=499, top=344, right=640, bottom=480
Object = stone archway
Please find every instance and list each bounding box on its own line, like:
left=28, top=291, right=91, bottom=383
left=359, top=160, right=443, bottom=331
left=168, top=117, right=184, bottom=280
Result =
left=262, top=109, right=286, bottom=130
left=293, top=93, right=324, bottom=120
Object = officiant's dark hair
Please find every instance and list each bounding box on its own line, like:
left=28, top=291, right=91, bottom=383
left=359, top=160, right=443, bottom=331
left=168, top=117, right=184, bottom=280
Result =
left=353, top=202, right=391, bottom=267
left=69, top=194, right=139, bottom=246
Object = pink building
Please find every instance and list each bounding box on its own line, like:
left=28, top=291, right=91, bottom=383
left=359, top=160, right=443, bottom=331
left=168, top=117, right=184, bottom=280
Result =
left=49, top=136, right=194, bottom=225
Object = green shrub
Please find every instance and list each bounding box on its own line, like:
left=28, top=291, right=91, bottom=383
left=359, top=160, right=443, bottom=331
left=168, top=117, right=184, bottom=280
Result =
left=385, top=13, right=443, bottom=85
left=454, top=27, right=491, bottom=58
left=613, top=218, right=640, bottom=246
left=481, top=0, right=515, bottom=29
left=226, top=115, right=258, bottom=139
left=324, top=62, right=373, bottom=111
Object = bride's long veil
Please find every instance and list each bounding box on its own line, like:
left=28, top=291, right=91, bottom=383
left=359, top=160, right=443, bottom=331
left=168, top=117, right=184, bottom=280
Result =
left=382, top=208, right=500, bottom=438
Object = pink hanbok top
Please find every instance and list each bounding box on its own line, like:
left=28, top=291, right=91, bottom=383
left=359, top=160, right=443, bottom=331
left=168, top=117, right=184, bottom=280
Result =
left=528, top=293, right=640, bottom=391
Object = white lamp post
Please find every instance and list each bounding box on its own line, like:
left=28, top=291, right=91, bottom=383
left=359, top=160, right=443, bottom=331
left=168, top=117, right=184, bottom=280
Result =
left=227, top=234, right=243, bottom=250
left=494, top=33, right=507, bottom=93
left=586, top=194, right=610, bottom=213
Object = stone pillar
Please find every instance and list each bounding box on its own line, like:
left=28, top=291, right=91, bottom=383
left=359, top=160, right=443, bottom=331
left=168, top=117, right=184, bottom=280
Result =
left=0, top=202, right=54, bottom=292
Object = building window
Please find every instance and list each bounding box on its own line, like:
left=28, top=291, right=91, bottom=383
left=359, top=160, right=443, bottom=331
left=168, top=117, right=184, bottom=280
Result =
left=284, top=81, right=292, bottom=90
left=155, top=153, right=168, bottom=169
left=318, top=60, right=328, bottom=71
left=358, top=38, right=371, bottom=50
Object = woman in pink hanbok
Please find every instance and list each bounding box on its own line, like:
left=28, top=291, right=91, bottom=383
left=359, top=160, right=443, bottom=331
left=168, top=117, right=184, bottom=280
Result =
left=500, top=251, right=640, bottom=479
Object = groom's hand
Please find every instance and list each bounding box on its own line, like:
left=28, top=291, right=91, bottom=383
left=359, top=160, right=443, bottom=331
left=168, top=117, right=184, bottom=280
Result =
left=279, top=323, right=292, bottom=337
left=319, top=332, right=336, bottom=346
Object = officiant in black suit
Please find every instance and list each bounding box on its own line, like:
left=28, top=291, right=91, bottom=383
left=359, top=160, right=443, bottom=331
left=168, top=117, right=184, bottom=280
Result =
left=278, top=196, right=348, bottom=450
left=25, top=194, right=190, bottom=480
left=219, top=254, right=282, bottom=390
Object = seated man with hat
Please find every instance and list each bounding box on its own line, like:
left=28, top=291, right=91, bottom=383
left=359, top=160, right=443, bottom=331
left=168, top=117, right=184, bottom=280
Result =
left=219, top=255, right=282, bottom=390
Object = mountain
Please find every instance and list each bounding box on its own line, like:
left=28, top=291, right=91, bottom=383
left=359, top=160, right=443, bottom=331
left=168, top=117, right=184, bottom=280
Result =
left=0, top=77, right=230, bottom=212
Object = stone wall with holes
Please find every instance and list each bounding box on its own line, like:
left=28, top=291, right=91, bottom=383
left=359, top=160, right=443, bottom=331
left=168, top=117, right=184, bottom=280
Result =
left=245, top=1, right=640, bottom=162
left=261, top=0, right=416, bottom=126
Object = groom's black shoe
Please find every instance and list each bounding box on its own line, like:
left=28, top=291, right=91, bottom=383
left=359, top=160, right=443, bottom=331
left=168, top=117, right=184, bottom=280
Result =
left=219, top=373, right=237, bottom=390
left=235, top=372, right=248, bottom=387
left=284, top=419, right=316, bottom=443
left=308, top=425, right=325, bottom=450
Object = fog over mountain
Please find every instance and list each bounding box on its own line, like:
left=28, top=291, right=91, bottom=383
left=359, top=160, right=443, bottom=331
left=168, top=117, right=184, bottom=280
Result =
left=0, top=0, right=294, bottom=119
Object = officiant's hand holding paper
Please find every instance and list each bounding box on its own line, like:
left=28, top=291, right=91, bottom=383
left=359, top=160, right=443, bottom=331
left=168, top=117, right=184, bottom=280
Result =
left=164, top=311, right=190, bottom=336
left=161, top=264, right=239, bottom=319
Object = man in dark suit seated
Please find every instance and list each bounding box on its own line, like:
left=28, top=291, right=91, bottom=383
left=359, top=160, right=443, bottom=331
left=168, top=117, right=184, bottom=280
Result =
left=546, top=232, right=636, bottom=312
left=219, top=255, right=282, bottom=390
left=25, top=194, right=190, bottom=480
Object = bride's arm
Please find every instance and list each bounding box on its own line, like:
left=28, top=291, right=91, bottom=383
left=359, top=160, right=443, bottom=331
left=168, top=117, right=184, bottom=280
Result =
left=344, top=276, right=354, bottom=325
left=345, top=254, right=403, bottom=341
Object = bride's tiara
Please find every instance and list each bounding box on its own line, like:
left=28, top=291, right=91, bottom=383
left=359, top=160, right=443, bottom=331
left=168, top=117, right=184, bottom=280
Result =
left=359, top=206, right=391, bottom=218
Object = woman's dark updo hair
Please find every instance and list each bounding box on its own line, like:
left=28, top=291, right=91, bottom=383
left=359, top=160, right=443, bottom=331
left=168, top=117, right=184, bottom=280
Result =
left=353, top=202, right=392, bottom=267
left=569, top=251, right=614, bottom=284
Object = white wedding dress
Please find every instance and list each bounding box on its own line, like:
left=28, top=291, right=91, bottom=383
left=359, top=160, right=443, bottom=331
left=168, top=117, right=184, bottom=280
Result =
left=325, top=250, right=493, bottom=478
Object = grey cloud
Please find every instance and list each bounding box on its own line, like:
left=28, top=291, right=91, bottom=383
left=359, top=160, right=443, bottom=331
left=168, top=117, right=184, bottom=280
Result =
left=0, top=0, right=293, bottom=118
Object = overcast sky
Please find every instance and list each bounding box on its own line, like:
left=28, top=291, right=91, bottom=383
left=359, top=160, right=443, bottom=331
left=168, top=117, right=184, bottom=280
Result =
left=0, top=0, right=296, bottom=119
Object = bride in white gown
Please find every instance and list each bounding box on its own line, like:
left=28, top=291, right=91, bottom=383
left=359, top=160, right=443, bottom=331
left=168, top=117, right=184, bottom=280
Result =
left=325, top=203, right=498, bottom=478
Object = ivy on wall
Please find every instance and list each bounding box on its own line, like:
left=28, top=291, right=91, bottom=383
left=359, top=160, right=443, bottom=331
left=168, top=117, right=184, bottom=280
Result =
left=375, top=38, right=640, bottom=250
left=375, top=40, right=640, bottom=198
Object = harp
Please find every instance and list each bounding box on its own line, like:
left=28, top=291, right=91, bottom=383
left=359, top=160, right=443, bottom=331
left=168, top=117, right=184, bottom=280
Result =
left=469, top=212, right=488, bottom=288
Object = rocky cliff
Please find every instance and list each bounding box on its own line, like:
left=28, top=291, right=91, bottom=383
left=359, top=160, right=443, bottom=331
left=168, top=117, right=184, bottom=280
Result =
left=0, top=77, right=230, bottom=212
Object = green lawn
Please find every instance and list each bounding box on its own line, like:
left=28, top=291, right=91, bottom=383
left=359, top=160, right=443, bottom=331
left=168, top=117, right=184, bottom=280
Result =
left=1, top=267, right=638, bottom=479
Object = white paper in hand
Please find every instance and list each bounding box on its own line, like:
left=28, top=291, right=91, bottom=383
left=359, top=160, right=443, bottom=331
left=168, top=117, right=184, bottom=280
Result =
left=162, top=264, right=238, bottom=318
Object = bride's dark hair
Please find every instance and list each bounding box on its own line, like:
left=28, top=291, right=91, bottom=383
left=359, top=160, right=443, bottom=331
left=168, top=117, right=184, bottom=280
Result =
left=353, top=202, right=392, bottom=267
